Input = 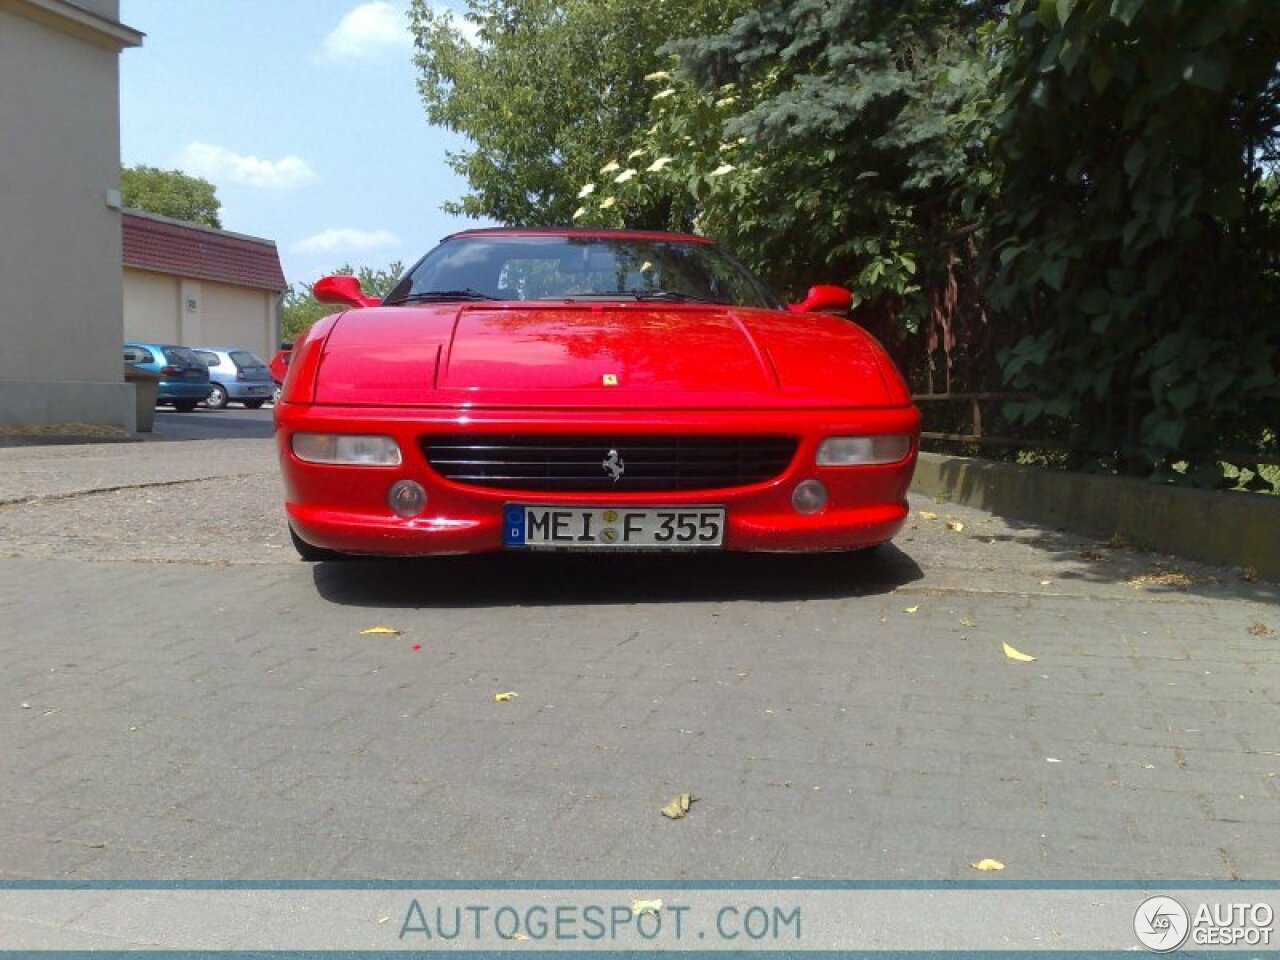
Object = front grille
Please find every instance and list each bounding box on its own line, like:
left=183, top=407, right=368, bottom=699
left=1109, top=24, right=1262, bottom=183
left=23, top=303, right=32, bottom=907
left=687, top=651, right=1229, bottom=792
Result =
left=421, top=435, right=797, bottom=492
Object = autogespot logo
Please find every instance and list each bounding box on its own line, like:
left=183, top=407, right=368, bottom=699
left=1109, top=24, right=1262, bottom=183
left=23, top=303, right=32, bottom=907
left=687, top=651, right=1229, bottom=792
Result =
left=1134, top=895, right=1191, bottom=953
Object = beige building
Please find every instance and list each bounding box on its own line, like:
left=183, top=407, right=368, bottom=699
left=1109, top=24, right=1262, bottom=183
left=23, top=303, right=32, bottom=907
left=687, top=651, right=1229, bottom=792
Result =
left=122, top=210, right=287, bottom=360
left=0, top=0, right=142, bottom=429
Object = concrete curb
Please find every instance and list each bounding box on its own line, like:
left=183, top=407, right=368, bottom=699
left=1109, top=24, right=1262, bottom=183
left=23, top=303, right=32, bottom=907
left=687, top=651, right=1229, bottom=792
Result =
left=910, top=451, right=1280, bottom=579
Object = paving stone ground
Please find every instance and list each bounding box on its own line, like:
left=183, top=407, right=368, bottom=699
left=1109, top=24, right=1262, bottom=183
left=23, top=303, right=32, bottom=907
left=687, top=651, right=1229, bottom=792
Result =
left=0, top=436, right=1276, bottom=880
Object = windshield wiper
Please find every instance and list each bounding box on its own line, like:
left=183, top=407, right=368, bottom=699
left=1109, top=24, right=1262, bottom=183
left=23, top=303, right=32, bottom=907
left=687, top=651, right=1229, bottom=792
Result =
left=384, top=289, right=498, bottom=305
left=625, top=290, right=729, bottom=305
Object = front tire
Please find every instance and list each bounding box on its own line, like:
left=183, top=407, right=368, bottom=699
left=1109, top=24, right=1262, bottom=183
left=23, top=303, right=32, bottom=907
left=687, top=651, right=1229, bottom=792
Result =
left=289, top=524, right=348, bottom=562
left=173, top=399, right=198, bottom=412
left=205, top=384, right=228, bottom=409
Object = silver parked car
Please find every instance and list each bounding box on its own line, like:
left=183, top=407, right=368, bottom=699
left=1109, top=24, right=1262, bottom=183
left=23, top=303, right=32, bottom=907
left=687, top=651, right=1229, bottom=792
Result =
left=191, top=347, right=275, bottom=409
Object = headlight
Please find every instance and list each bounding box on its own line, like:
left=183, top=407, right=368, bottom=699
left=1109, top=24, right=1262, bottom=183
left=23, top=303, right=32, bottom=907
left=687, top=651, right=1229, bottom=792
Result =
left=816, top=434, right=912, bottom=466
left=292, top=433, right=402, bottom=466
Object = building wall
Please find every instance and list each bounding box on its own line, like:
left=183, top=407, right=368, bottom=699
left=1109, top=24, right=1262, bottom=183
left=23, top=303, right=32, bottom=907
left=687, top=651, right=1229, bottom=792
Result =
left=123, top=269, right=182, bottom=344
left=202, top=283, right=274, bottom=359
left=73, top=0, right=119, bottom=18
left=123, top=269, right=277, bottom=360
left=0, top=0, right=139, bottom=427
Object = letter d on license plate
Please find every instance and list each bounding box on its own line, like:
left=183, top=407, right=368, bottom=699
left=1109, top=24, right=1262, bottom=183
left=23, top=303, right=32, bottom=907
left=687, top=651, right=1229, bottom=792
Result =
left=504, top=505, right=725, bottom=549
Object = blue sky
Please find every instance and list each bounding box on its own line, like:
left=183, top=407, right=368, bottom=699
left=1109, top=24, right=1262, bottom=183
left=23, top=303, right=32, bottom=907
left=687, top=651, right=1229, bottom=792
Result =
left=119, top=0, right=490, bottom=288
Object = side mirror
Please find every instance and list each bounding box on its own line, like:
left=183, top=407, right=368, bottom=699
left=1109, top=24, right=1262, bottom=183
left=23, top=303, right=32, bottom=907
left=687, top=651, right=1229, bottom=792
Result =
left=313, top=275, right=380, bottom=308
left=789, top=284, right=853, bottom=316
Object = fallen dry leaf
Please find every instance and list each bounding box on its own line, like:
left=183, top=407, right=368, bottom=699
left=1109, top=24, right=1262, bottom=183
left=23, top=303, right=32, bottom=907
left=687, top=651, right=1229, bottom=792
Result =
left=360, top=626, right=401, bottom=636
left=493, top=691, right=519, bottom=702
left=1078, top=550, right=1104, bottom=561
left=1249, top=622, right=1274, bottom=637
left=661, top=793, right=695, bottom=819
left=632, top=898, right=663, bottom=916
left=919, top=511, right=938, bottom=521
left=946, top=520, right=965, bottom=532
left=971, top=858, right=1005, bottom=872
left=904, top=605, right=919, bottom=614
left=1127, top=569, right=1218, bottom=589
left=1002, top=642, right=1037, bottom=663
left=960, top=617, right=977, bottom=628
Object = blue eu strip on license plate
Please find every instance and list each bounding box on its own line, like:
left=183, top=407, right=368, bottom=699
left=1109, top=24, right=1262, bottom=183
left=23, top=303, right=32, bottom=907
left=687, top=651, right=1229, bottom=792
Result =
left=503, top=505, right=526, bottom=546
left=503, top=504, right=725, bottom=549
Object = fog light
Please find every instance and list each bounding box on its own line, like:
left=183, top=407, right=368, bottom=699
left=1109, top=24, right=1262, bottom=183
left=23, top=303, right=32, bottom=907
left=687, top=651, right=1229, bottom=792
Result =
left=292, top=433, right=401, bottom=466
left=791, top=478, right=829, bottom=515
left=816, top=434, right=912, bottom=466
left=388, top=479, right=427, bottom=518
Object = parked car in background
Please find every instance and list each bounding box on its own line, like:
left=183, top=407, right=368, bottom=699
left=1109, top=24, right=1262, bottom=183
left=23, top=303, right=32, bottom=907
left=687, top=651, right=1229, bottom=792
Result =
left=191, top=347, right=274, bottom=409
left=269, top=342, right=293, bottom=404
left=122, top=342, right=211, bottom=412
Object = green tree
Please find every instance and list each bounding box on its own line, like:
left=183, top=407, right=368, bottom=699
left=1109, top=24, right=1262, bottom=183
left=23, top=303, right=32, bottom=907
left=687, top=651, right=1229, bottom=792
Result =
left=409, top=0, right=752, bottom=227
left=575, top=0, right=1003, bottom=386
left=121, top=165, right=222, bottom=228
left=988, top=0, right=1280, bottom=481
left=281, top=262, right=404, bottom=341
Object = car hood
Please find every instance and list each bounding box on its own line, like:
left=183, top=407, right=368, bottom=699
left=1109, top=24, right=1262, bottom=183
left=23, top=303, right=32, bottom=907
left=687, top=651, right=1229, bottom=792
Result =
left=312, top=303, right=905, bottom=408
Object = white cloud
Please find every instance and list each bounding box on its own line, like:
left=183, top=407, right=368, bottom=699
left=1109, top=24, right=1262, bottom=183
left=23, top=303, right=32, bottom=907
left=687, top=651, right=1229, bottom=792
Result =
left=318, top=1, right=477, bottom=62
left=295, top=228, right=401, bottom=254
left=177, top=142, right=318, bottom=190
left=319, top=1, right=411, bottom=61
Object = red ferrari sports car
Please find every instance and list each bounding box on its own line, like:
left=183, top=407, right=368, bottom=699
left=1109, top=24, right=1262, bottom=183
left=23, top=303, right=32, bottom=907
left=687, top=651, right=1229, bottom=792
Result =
left=275, top=228, right=919, bottom=559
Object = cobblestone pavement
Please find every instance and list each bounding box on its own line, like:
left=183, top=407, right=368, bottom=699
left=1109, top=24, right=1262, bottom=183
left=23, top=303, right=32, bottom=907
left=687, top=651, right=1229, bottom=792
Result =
left=0, top=438, right=1276, bottom=880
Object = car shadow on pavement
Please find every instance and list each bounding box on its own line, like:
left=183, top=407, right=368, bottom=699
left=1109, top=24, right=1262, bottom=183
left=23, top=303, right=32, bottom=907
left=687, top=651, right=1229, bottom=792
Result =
left=310, top=545, right=923, bottom=608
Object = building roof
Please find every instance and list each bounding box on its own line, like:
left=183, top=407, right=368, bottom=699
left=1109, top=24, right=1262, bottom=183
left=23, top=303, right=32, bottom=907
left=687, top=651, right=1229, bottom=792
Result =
left=11, top=0, right=144, bottom=51
left=122, top=209, right=288, bottom=292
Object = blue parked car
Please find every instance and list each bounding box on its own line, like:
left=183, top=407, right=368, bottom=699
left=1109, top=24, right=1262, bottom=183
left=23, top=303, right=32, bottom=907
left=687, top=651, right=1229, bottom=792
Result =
left=191, top=347, right=274, bottom=409
left=123, top=342, right=211, bottom=412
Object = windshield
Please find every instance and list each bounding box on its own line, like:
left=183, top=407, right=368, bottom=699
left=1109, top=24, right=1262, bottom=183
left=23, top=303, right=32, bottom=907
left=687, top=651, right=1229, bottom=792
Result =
left=385, top=234, right=782, bottom=309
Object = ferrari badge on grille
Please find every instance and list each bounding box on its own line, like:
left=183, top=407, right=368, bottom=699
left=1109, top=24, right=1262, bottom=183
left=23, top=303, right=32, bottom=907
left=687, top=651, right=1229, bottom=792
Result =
left=602, top=373, right=618, bottom=386
left=602, top=449, right=625, bottom=482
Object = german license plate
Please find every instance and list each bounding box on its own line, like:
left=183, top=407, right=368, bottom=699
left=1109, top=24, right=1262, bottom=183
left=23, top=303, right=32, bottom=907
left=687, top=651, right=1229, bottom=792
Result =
left=503, top=505, right=725, bottom=549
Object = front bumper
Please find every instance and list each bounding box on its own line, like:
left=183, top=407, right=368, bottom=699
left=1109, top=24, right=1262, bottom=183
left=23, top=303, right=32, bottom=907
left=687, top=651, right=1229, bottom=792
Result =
left=276, top=404, right=920, bottom=556
left=158, top=380, right=211, bottom=401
